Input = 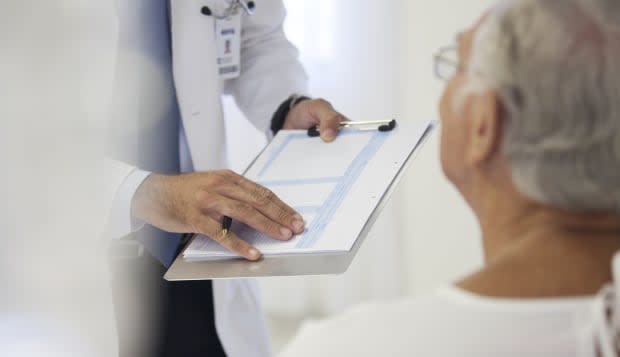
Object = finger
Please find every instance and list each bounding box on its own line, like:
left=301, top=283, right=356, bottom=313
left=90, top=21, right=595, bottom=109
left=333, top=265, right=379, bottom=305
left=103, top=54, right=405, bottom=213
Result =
left=215, top=171, right=304, bottom=231
left=216, top=183, right=305, bottom=234
left=196, top=215, right=261, bottom=261
left=313, top=100, right=346, bottom=142
left=220, top=197, right=293, bottom=240
left=318, top=112, right=345, bottom=142
left=205, top=210, right=224, bottom=222
left=216, top=170, right=297, bottom=216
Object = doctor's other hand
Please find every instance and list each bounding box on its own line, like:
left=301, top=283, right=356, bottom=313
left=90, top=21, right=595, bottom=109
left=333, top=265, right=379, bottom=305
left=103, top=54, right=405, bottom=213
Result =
left=283, top=98, right=346, bottom=142
left=131, top=171, right=305, bottom=261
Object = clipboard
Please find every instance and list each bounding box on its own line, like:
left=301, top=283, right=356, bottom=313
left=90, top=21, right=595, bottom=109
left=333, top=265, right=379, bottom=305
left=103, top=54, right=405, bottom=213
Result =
left=164, top=120, right=436, bottom=281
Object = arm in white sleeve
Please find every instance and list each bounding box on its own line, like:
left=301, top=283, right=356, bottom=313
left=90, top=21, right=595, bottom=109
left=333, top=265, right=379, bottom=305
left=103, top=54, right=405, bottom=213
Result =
left=103, top=158, right=151, bottom=239
left=223, top=0, right=309, bottom=137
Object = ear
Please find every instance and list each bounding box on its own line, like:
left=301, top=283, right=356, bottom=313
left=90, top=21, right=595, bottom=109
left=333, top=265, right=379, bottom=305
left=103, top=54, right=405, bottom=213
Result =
left=465, top=89, right=502, bottom=166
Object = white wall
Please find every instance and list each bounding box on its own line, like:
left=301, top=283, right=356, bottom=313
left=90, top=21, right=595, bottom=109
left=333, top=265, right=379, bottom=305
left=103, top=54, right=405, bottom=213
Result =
left=395, top=0, right=494, bottom=295
left=223, top=0, right=495, bottom=326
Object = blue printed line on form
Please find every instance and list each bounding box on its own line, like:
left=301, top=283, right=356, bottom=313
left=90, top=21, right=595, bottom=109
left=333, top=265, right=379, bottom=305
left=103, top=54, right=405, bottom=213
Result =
left=293, top=206, right=322, bottom=214
left=257, top=132, right=308, bottom=178
left=253, top=129, right=389, bottom=250
left=258, top=177, right=342, bottom=187
left=257, top=129, right=369, bottom=178
left=296, top=131, right=389, bottom=249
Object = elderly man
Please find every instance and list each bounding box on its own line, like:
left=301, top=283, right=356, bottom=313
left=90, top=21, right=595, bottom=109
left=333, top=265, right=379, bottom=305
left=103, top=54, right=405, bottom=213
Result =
left=279, top=0, right=620, bottom=356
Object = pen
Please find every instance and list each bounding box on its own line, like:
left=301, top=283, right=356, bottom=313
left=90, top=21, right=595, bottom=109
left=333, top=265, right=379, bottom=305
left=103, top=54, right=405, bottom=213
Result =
left=339, top=119, right=395, bottom=128
left=221, top=215, right=233, bottom=237
left=307, top=119, right=396, bottom=137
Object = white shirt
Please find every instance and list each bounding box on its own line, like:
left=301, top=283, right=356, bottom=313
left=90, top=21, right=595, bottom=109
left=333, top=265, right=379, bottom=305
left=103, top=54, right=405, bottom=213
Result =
left=280, top=285, right=596, bottom=357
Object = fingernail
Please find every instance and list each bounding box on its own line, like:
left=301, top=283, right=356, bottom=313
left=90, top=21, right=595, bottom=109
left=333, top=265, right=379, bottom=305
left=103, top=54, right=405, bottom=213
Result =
left=249, top=248, right=261, bottom=260
left=293, top=220, right=304, bottom=232
left=280, top=227, right=293, bottom=238
left=294, top=213, right=303, bottom=221
left=322, top=129, right=336, bottom=141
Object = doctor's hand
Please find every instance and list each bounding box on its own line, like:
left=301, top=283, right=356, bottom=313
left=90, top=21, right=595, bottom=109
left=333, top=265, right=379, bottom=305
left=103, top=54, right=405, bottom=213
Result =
left=283, top=98, right=346, bottom=142
left=131, top=170, right=305, bottom=261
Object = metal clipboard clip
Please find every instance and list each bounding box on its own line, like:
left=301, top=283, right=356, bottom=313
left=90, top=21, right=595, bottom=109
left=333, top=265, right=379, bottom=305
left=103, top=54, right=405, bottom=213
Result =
left=307, top=119, right=397, bottom=137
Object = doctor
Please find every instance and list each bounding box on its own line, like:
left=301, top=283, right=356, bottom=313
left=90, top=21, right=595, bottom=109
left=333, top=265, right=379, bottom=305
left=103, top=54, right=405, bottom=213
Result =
left=106, top=1, right=345, bottom=357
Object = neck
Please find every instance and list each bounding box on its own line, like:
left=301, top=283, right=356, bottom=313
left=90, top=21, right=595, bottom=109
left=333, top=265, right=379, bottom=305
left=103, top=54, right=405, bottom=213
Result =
left=477, top=189, right=620, bottom=263
left=458, top=179, right=620, bottom=298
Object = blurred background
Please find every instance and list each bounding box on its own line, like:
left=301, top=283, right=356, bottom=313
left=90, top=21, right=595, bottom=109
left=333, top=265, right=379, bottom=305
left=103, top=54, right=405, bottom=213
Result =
left=0, top=2, right=118, bottom=356
left=222, top=0, right=493, bottom=353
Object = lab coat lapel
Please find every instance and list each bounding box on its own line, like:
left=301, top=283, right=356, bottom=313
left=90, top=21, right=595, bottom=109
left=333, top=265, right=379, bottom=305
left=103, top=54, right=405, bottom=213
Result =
left=170, top=0, right=226, bottom=171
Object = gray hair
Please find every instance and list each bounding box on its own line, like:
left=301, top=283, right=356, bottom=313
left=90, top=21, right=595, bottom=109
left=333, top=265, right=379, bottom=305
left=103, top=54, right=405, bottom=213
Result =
left=465, top=0, right=620, bottom=214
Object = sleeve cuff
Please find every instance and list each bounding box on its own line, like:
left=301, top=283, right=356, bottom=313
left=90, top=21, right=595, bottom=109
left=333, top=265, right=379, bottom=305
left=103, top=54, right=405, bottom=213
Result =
left=106, top=168, right=152, bottom=239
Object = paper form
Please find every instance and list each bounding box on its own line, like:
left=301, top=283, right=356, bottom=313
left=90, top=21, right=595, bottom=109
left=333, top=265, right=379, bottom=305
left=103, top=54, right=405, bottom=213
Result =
left=184, top=121, right=432, bottom=259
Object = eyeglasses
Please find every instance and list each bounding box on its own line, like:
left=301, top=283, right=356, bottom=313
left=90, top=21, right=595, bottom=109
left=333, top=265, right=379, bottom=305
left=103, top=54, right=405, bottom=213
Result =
left=433, top=46, right=459, bottom=81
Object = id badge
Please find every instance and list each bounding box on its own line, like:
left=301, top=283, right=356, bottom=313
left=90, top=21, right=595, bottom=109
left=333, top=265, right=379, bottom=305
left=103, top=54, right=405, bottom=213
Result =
left=215, top=13, right=241, bottom=79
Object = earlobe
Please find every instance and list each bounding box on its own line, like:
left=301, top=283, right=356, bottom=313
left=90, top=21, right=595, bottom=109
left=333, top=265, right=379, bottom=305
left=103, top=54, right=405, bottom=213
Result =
left=466, top=89, right=502, bottom=166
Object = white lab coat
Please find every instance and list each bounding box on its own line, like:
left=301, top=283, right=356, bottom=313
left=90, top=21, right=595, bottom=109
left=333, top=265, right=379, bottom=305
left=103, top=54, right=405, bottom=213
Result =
left=105, top=1, right=308, bottom=356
